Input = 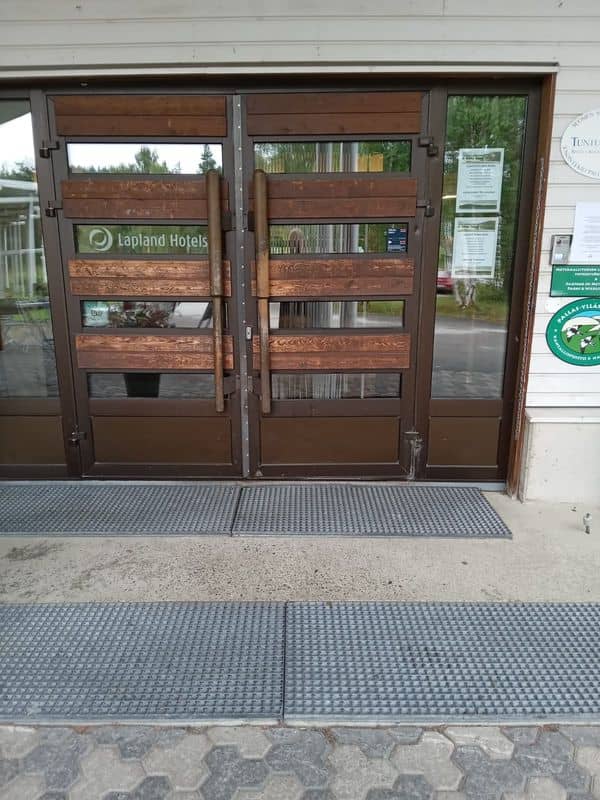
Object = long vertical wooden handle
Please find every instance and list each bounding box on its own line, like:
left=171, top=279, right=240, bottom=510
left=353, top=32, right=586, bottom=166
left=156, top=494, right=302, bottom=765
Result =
left=254, top=169, right=271, bottom=414
left=207, top=169, right=225, bottom=413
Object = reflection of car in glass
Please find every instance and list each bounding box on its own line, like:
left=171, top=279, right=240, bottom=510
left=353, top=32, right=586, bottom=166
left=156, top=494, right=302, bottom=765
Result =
left=436, top=270, right=454, bottom=294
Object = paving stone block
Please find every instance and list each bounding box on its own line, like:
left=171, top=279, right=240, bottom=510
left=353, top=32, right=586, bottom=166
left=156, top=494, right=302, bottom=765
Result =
left=434, top=793, right=467, bottom=799
left=300, top=791, right=336, bottom=800
left=104, top=775, right=173, bottom=799
left=70, top=745, right=146, bottom=800
left=265, top=729, right=330, bottom=787
left=504, top=776, right=568, bottom=800
left=388, top=728, right=423, bottom=745
left=232, top=773, right=305, bottom=800
left=0, top=773, right=45, bottom=800
left=0, top=757, right=19, bottom=787
left=331, top=728, right=397, bottom=758
left=391, top=733, right=462, bottom=791
left=366, top=773, right=434, bottom=799
left=0, top=726, right=39, bottom=759
left=444, top=727, right=514, bottom=760
left=92, top=726, right=185, bottom=759
left=563, top=730, right=600, bottom=748
left=502, top=729, right=541, bottom=746
left=202, top=746, right=269, bottom=800
left=513, top=732, right=590, bottom=793
left=208, top=726, right=271, bottom=758
left=574, top=747, right=600, bottom=798
left=452, top=745, right=527, bottom=800
left=329, top=744, right=397, bottom=800
left=143, top=733, right=209, bottom=791
left=21, top=730, right=88, bottom=792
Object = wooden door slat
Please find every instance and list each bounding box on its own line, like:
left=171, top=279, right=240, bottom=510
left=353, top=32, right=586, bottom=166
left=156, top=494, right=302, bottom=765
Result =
left=76, top=333, right=234, bottom=370
left=246, top=91, right=422, bottom=116
left=54, top=95, right=227, bottom=117
left=247, top=112, right=420, bottom=136
left=251, top=257, right=414, bottom=297
left=252, top=333, right=410, bottom=370
left=262, top=174, right=417, bottom=199
left=69, top=259, right=232, bottom=297
left=57, top=115, right=226, bottom=137
left=266, top=197, right=416, bottom=219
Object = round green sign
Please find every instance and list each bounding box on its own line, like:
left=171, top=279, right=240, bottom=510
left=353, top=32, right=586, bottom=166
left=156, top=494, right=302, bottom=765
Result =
left=546, top=298, right=600, bottom=366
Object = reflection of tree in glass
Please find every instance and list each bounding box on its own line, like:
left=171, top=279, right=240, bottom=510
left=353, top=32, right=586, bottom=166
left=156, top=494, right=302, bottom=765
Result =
left=71, top=146, right=177, bottom=174
left=0, top=160, right=36, bottom=182
left=440, top=95, right=526, bottom=312
left=254, top=141, right=410, bottom=173
left=198, top=145, right=218, bottom=173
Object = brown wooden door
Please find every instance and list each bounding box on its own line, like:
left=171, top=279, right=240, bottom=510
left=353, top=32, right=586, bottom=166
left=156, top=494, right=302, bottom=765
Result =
left=44, top=88, right=433, bottom=478
left=243, top=91, right=430, bottom=477
left=47, top=93, right=242, bottom=476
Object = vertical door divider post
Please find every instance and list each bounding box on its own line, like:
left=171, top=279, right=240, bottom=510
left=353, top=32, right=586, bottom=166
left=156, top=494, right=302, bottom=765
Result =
left=207, top=168, right=225, bottom=413
left=254, top=169, right=271, bottom=415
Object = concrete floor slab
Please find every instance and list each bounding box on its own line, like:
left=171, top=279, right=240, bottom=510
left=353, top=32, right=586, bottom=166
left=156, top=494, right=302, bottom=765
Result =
left=0, top=494, right=598, bottom=603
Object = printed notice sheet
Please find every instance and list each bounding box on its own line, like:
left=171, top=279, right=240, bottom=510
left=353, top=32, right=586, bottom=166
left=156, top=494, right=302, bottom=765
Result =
left=456, top=148, right=504, bottom=213
left=570, top=202, right=600, bottom=264
left=451, top=217, right=499, bottom=279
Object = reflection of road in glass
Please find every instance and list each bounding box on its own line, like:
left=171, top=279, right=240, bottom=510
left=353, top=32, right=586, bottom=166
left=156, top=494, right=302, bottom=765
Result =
left=432, top=315, right=507, bottom=398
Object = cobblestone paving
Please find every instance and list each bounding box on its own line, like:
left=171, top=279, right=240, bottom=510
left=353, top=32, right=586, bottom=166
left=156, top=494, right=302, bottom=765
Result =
left=1, top=724, right=599, bottom=799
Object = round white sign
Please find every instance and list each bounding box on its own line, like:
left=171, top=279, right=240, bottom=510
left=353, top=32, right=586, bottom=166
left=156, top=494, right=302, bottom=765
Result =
left=561, top=108, right=600, bottom=180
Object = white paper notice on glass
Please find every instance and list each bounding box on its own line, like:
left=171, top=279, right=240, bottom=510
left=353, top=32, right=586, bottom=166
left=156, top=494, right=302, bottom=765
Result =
left=451, top=217, right=499, bottom=280
left=456, top=148, right=504, bottom=213
left=570, top=202, right=600, bottom=264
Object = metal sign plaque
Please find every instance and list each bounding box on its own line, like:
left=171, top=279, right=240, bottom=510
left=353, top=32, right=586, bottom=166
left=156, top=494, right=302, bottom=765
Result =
left=551, top=265, right=600, bottom=297
left=561, top=108, right=600, bottom=180
left=546, top=298, right=600, bottom=366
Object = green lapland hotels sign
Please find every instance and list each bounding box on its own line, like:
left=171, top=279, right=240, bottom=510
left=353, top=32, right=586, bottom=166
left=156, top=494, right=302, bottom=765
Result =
left=546, top=298, right=600, bottom=366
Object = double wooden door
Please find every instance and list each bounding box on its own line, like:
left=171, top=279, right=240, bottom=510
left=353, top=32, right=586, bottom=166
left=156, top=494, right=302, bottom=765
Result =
left=47, top=89, right=434, bottom=477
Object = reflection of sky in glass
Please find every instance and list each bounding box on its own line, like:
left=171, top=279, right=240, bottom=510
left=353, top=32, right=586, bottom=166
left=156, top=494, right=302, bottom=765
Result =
left=0, top=112, right=35, bottom=172
left=67, top=143, right=223, bottom=174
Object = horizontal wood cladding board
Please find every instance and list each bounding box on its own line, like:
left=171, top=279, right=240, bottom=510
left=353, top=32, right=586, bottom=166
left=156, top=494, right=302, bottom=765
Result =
left=252, top=333, right=410, bottom=370
left=61, top=177, right=228, bottom=219
left=246, top=92, right=421, bottom=134
left=69, top=259, right=232, bottom=297
left=54, top=94, right=227, bottom=136
left=76, top=333, right=234, bottom=370
left=253, top=257, right=414, bottom=297
left=251, top=174, right=417, bottom=220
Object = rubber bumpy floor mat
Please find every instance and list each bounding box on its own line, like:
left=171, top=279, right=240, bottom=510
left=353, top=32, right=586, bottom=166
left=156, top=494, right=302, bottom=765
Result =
left=285, top=602, right=600, bottom=721
left=0, top=483, right=239, bottom=535
left=232, top=485, right=511, bottom=537
left=0, top=602, right=284, bottom=721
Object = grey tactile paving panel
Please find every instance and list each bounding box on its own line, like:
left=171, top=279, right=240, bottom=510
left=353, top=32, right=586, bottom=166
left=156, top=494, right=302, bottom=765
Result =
left=0, top=602, right=284, bottom=721
left=0, top=482, right=239, bottom=535
left=232, top=485, right=511, bottom=537
left=285, top=603, right=600, bottom=722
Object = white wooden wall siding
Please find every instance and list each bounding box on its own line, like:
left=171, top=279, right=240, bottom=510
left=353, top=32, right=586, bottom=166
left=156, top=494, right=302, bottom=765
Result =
left=1, top=0, right=600, bottom=407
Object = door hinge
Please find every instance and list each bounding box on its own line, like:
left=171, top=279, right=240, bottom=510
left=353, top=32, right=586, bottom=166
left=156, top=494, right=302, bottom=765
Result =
left=39, top=140, right=60, bottom=158
left=418, top=136, right=438, bottom=157
left=68, top=429, right=87, bottom=446
left=416, top=200, right=435, bottom=217
left=403, top=429, right=424, bottom=481
left=45, top=201, right=62, bottom=217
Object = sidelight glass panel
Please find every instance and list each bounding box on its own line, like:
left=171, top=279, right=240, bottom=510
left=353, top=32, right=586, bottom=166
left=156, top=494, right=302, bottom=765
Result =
left=272, top=372, right=401, bottom=400
left=81, top=301, right=218, bottom=329
left=269, top=300, right=403, bottom=329
left=68, top=143, right=222, bottom=174
left=431, top=95, right=527, bottom=398
left=0, top=100, right=58, bottom=397
left=270, top=223, right=408, bottom=255
left=75, top=224, right=208, bottom=256
left=255, top=141, right=411, bottom=173
left=88, top=372, right=215, bottom=399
